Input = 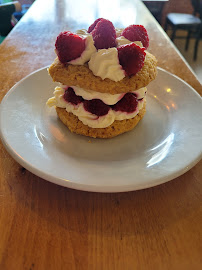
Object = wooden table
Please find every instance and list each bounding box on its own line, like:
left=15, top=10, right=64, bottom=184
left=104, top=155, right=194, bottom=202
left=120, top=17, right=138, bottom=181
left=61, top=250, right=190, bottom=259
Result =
left=0, top=0, right=201, bottom=269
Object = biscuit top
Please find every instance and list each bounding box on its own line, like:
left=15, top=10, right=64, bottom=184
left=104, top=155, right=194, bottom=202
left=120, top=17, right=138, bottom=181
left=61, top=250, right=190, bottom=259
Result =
left=48, top=51, right=157, bottom=94
left=49, top=19, right=157, bottom=94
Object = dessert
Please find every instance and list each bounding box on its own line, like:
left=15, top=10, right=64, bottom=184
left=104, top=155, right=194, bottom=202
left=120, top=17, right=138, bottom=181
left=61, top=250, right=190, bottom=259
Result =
left=47, top=18, right=157, bottom=138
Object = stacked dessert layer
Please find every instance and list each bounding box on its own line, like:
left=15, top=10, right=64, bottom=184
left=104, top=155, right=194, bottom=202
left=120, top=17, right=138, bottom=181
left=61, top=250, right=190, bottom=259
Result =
left=47, top=84, right=146, bottom=129
left=47, top=19, right=157, bottom=138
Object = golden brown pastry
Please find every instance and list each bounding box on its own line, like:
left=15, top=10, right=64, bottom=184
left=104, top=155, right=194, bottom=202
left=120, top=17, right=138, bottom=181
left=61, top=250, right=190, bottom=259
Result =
left=49, top=52, right=157, bottom=95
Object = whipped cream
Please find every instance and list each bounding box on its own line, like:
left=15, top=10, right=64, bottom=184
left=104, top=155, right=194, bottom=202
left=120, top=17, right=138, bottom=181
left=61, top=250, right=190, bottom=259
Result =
left=69, top=33, right=96, bottom=65
left=116, top=36, right=143, bottom=47
left=61, top=85, right=146, bottom=105
left=47, top=86, right=146, bottom=129
left=115, top=28, right=124, bottom=37
left=76, top=29, right=89, bottom=35
left=66, top=103, right=116, bottom=128
left=88, top=48, right=125, bottom=82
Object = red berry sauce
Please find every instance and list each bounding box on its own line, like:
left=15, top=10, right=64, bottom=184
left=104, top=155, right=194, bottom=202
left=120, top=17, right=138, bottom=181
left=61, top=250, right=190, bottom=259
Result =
left=63, top=88, right=139, bottom=116
left=112, top=93, right=138, bottom=113
left=63, top=87, right=83, bottom=105
left=83, top=99, right=110, bottom=116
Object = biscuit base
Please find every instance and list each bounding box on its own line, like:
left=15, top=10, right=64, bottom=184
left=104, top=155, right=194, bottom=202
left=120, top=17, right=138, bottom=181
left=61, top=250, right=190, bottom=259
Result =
left=56, top=103, right=146, bottom=138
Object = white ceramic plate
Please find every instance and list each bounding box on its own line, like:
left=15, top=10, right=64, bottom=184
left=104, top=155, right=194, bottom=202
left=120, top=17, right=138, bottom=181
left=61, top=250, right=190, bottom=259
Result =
left=0, top=67, right=202, bottom=192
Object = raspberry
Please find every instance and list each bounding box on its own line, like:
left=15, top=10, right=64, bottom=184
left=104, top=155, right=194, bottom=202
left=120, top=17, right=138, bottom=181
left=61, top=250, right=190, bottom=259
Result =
left=118, top=43, right=146, bottom=76
left=121, top=25, right=149, bottom=49
left=88, top=18, right=103, bottom=33
left=55, top=31, right=85, bottom=63
left=91, top=19, right=117, bottom=49
left=83, top=99, right=110, bottom=116
left=112, top=93, right=138, bottom=113
left=63, top=87, right=83, bottom=105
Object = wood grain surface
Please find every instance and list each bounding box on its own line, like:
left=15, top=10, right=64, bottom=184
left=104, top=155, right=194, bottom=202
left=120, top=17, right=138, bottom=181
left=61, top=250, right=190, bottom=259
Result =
left=0, top=0, right=202, bottom=269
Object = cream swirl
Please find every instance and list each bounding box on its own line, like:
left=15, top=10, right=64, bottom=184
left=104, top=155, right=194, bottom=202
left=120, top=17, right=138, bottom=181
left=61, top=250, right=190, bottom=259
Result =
left=88, top=48, right=125, bottom=82
left=116, top=36, right=143, bottom=47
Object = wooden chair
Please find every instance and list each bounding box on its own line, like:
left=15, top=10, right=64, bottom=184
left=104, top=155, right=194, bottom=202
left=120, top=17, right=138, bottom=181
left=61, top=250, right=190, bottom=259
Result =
left=164, top=0, right=202, bottom=60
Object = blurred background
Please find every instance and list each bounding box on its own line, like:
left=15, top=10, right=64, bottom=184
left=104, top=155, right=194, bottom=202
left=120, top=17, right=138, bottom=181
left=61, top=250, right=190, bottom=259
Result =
left=0, top=0, right=201, bottom=83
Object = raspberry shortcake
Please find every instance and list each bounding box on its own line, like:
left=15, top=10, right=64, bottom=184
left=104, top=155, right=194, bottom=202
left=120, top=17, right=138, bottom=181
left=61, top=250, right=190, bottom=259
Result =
left=47, top=19, right=157, bottom=138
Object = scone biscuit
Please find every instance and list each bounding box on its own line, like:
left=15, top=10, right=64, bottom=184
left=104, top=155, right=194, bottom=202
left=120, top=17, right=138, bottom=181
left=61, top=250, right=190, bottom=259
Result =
left=56, top=101, right=146, bottom=138
left=48, top=52, right=157, bottom=94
